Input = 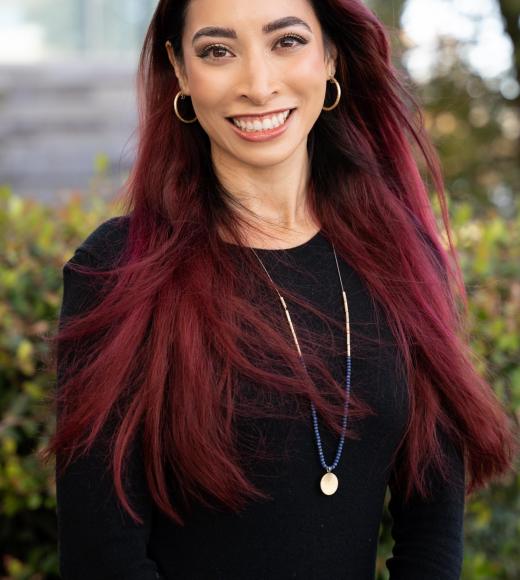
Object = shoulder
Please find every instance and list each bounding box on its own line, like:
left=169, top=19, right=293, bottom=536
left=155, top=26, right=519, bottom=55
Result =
left=61, top=216, right=130, bottom=310
left=73, top=215, right=130, bottom=267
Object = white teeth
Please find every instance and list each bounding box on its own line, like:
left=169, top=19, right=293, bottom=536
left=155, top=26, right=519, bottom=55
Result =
left=232, top=109, right=292, bottom=132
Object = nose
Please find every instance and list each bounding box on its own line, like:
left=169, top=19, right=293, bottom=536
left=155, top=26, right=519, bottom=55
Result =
left=238, top=52, right=279, bottom=105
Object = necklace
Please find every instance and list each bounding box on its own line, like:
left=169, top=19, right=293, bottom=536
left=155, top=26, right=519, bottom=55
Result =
left=251, top=238, right=352, bottom=496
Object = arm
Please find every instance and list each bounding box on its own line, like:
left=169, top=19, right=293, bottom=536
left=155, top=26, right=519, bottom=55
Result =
left=56, top=247, right=161, bottom=580
left=385, top=428, right=466, bottom=579
left=385, top=215, right=464, bottom=578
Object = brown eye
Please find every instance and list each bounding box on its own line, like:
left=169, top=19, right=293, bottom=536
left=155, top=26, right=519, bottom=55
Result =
left=210, top=46, right=229, bottom=58
left=277, top=34, right=308, bottom=49
left=198, top=44, right=232, bottom=59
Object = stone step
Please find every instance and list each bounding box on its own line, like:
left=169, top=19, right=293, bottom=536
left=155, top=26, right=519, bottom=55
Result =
left=0, top=60, right=140, bottom=204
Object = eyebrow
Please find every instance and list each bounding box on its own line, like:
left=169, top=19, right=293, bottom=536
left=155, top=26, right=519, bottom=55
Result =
left=191, top=16, right=312, bottom=45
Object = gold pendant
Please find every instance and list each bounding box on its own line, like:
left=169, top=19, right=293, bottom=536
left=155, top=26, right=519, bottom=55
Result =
left=320, top=471, right=339, bottom=495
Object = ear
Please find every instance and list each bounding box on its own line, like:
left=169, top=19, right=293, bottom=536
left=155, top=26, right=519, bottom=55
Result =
left=325, top=41, right=338, bottom=77
left=165, top=41, right=190, bottom=95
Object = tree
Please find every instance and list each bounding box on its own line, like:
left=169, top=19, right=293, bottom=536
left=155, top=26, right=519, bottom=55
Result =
left=497, top=0, right=520, bottom=106
left=366, top=0, right=519, bottom=217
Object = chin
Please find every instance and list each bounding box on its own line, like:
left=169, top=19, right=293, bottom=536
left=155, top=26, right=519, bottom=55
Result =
left=237, top=147, right=302, bottom=168
left=210, top=128, right=309, bottom=168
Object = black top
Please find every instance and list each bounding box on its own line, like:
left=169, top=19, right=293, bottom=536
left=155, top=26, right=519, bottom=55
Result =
left=56, top=217, right=465, bottom=580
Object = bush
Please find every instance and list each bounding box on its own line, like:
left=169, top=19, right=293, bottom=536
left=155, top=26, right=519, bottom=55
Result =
left=0, top=186, right=121, bottom=579
left=376, top=202, right=520, bottom=579
left=0, top=187, right=518, bottom=578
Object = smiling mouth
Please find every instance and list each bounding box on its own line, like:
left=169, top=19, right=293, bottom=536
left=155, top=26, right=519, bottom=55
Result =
left=226, top=108, right=296, bottom=132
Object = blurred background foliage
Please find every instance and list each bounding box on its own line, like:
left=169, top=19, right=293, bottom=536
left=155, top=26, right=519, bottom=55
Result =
left=0, top=0, right=519, bottom=578
left=371, top=0, right=519, bottom=219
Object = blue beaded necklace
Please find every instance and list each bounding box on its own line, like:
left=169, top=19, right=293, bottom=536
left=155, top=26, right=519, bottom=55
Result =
left=251, top=240, right=352, bottom=495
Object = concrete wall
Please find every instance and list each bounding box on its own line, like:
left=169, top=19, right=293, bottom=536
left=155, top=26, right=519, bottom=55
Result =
left=0, top=61, right=138, bottom=205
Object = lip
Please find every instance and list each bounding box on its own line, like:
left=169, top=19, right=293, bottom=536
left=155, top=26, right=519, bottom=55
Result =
left=226, top=107, right=296, bottom=121
left=227, top=108, right=296, bottom=142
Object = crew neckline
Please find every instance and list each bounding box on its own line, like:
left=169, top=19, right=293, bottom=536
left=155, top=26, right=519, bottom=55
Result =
left=224, top=228, right=323, bottom=253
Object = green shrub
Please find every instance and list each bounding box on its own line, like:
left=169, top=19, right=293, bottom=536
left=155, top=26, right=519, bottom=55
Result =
left=0, top=187, right=518, bottom=579
left=376, top=202, right=520, bottom=579
left=449, top=203, right=519, bottom=580
left=0, top=186, right=121, bottom=579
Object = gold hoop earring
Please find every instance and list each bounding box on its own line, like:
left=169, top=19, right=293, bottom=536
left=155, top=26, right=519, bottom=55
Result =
left=322, top=76, right=341, bottom=112
left=174, top=91, right=198, bottom=123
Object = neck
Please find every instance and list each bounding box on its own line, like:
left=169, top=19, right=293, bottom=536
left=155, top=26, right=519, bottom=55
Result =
left=211, top=141, right=319, bottom=245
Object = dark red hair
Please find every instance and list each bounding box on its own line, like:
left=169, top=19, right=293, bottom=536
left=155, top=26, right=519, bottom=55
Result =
left=41, top=0, right=517, bottom=526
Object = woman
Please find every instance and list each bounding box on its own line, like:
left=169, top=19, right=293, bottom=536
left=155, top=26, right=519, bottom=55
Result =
left=43, top=0, right=517, bottom=578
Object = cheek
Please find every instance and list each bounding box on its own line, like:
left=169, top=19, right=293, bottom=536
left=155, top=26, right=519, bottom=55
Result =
left=184, top=70, right=231, bottom=137
left=185, top=66, right=230, bottom=110
left=287, top=52, right=328, bottom=95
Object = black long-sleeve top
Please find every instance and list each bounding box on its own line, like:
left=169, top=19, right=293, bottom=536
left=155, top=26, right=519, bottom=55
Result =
left=56, top=216, right=465, bottom=579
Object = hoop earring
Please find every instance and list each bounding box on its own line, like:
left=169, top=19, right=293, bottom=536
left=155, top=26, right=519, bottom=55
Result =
left=322, top=76, right=341, bottom=112
left=174, top=91, right=198, bottom=123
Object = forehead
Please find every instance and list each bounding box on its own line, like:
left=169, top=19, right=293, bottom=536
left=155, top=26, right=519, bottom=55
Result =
left=183, top=0, right=318, bottom=35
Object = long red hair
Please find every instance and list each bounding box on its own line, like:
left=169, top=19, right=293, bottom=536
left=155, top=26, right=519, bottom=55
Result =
left=41, top=0, right=517, bottom=526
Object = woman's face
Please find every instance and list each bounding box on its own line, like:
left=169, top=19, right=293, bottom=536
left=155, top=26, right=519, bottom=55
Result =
left=167, top=0, right=337, bottom=171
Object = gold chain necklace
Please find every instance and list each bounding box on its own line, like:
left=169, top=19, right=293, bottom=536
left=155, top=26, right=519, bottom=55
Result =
left=250, top=239, right=352, bottom=495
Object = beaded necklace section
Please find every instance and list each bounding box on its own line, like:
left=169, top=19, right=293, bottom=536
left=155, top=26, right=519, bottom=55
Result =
left=251, top=240, right=352, bottom=495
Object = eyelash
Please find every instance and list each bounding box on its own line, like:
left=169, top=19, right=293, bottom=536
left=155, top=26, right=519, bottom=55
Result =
left=197, top=34, right=308, bottom=60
